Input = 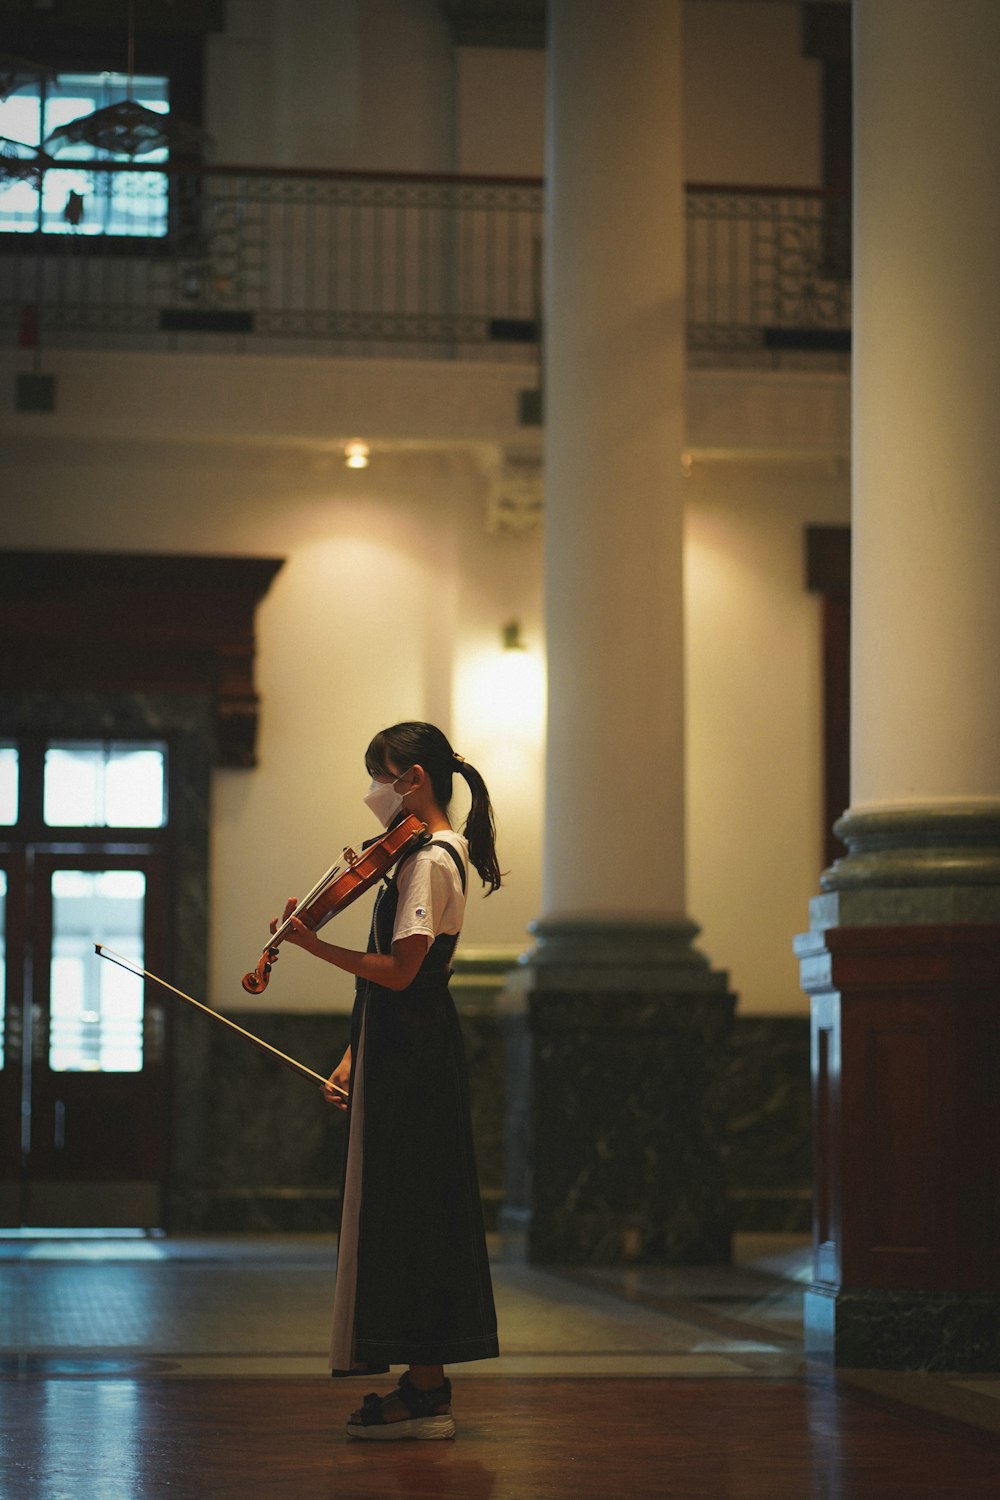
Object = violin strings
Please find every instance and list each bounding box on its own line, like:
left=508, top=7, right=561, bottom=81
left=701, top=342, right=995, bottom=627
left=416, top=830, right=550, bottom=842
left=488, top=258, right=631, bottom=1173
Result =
left=269, top=861, right=343, bottom=943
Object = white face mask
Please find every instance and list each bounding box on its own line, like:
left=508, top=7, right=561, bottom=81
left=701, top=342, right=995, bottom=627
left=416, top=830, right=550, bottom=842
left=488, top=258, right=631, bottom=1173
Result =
left=363, top=773, right=408, bottom=829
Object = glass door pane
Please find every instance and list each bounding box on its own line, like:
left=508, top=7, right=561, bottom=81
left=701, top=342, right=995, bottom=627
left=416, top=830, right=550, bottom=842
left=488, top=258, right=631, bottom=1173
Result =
left=49, top=870, right=146, bottom=1073
left=43, top=742, right=167, bottom=828
left=24, top=849, right=167, bottom=1226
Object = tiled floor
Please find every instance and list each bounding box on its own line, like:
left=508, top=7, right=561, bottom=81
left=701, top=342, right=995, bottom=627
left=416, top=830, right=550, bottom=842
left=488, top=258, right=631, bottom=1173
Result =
left=0, top=1231, right=995, bottom=1414
left=0, top=1232, right=806, bottom=1381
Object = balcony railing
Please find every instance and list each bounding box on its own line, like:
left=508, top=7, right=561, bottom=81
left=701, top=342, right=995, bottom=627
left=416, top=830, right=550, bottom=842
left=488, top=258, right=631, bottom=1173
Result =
left=686, top=183, right=851, bottom=358
left=0, top=164, right=850, bottom=361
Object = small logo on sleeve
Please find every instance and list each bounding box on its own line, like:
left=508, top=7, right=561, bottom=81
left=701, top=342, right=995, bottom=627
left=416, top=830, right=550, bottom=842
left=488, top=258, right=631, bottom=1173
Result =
left=415, top=905, right=427, bottom=919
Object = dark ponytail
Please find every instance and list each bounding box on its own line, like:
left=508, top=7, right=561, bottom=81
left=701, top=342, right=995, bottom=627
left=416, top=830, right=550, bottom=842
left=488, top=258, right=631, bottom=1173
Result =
left=365, top=721, right=503, bottom=894
left=453, top=756, right=502, bottom=893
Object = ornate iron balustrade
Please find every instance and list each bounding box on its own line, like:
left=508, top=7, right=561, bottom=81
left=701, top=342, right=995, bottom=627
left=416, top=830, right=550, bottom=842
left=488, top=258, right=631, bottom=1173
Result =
left=0, top=165, right=850, bottom=359
left=686, top=184, right=851, bottom=357
left=0, top=162, right=544, bottom=359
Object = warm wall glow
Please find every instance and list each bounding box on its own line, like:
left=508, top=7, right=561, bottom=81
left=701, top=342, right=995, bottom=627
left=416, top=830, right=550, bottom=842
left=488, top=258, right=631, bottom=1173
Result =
left=344, top=439, right=370, bottom=469
left=458, top=636, right=546, bottom=746
left=455, top=629, right=546, bottom=951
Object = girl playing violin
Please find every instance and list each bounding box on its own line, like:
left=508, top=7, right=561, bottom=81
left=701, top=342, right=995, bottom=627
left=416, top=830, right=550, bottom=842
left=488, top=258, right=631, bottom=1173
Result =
left=273, top=721, right=501, bottom=1440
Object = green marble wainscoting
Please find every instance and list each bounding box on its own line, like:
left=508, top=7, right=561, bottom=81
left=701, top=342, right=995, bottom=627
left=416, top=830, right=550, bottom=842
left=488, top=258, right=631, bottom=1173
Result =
left=167, top=949, right=812, bottom=1239
left=500, top=920, right=738, bottom=1266
left=168, top=1010, right=353, bottom=1232
left=803, top=1284, right=1000, bottom=1373
left=720, top=1015, right=812, bottom=1234
left=167, top=953, right=513, bottom=1233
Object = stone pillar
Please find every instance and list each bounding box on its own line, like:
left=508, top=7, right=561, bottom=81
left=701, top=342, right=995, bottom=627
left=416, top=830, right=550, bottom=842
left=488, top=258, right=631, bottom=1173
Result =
left=502, top=0, right=734, bottom=1266
left=796, top=0, right=1000, bottom=1369
left=540, top=1, right=686, bottom=921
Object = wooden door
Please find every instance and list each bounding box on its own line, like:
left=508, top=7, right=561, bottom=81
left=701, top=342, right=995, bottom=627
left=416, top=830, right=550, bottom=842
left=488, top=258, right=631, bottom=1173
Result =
left=0, top=738, right=172, bottom=1227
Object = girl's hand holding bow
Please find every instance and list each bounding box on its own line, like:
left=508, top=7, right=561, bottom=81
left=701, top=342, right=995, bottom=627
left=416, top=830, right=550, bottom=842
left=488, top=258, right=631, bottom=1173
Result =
left=324, top=1046, right=351, bottom=1110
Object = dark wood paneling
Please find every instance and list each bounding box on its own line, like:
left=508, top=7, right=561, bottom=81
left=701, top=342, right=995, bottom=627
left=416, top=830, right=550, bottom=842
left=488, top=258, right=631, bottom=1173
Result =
left=806, top=525, right=851, bottom=595
left=803, top=924, right=1000, bottom=1294
left=0, top=551, right=283, bottom=767
left=864, top=1018, right=934, bottom=1266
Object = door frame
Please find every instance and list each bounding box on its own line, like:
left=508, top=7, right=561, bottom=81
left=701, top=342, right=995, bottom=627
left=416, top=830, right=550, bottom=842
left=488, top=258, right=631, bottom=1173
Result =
left=0, top=691, right=213, bottom=1229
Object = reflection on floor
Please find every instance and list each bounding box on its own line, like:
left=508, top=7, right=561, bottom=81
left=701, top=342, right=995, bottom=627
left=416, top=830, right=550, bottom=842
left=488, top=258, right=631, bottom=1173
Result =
left=1, top=1232, right=998, bottom=1499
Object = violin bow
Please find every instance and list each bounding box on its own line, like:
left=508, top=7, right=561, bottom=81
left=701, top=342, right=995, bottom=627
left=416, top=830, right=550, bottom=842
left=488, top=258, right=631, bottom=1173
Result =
left=94, top=944, right=347, bottom=1096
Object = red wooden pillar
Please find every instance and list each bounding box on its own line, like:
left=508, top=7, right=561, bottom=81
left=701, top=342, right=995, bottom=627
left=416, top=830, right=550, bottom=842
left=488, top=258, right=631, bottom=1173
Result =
left=797, top=920, right=1000, bottom=1368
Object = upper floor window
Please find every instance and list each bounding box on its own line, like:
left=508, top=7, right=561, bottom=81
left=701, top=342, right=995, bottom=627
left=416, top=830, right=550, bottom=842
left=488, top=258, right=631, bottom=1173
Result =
left=0, top=72, right=169, bottom=238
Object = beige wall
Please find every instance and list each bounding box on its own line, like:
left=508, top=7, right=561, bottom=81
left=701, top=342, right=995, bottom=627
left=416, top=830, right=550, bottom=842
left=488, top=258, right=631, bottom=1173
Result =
left=684, top=1, right=823, bottom=186
left=206, top=0, right=823, bottom=186
left=455, top=46, right=547, bottom=177
left=456, top=2, right=824, bottom=184
left=205, top=0, right=455, bottom=172
left=685, top=456, right=849, bottom=1014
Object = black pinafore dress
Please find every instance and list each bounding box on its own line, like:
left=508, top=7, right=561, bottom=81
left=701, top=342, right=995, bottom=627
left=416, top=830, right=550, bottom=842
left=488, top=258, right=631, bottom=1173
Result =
left=329, top=839, right=499, bottom=1373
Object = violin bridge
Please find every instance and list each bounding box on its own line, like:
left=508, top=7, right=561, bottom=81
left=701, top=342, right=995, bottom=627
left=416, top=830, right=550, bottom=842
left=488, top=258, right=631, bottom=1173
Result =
left=343, top=847, right=359, bottom=866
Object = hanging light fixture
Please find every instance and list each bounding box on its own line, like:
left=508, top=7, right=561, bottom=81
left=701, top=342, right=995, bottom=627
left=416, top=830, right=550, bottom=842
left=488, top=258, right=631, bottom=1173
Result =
left=45, top=96, right=211, bottom=158
left=0, top=136, right=49, bottom=187
left=0, top=52, right=55, bottom=105
left=44, top=2, right=211, bottom=159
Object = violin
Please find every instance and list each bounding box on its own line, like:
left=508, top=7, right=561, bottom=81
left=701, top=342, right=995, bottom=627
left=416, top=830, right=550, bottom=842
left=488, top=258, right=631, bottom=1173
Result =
left=241, top=813, right=429, bottom=994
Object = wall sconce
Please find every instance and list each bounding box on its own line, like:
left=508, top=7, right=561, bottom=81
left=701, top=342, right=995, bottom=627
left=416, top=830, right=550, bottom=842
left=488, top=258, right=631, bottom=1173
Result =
left=501, top=618, right=526, bottom=651
left=457, top=619, right=545, bottom=759
left=344, top=439, right=370, bottom=469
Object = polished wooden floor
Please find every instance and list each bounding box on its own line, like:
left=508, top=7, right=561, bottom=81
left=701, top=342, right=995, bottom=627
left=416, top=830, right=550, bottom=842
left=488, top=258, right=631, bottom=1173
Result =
left=3, top=1374, right=999, bottom=1500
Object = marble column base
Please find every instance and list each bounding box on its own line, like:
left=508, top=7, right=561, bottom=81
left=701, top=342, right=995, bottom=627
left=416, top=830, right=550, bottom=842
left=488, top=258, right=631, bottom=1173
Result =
left=812, top=803, right=1000, bottom=927
left=501, top=916, right=735, bottom=1265
left=805, top=1285, right=1000, bottom=1372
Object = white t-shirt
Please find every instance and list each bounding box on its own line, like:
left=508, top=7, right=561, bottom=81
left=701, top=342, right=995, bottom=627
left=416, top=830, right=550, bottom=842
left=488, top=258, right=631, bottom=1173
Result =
left=391, top=831, right=470, bottom=949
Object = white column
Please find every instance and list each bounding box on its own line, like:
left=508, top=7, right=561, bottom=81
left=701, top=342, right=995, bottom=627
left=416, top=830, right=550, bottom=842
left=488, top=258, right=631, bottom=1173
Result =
left=851, top=0, right=1000, bottom=815
left=542, top=0, right=687, bottom=921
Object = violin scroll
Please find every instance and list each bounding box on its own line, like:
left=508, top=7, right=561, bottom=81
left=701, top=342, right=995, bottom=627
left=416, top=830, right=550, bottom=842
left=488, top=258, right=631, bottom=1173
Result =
left=241, top=945, right=279, bottom=995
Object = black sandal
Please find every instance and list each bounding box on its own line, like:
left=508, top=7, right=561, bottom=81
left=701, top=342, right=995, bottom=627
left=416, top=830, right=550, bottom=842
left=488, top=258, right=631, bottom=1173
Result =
left=346, top=1371, right=456, bottom=1441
